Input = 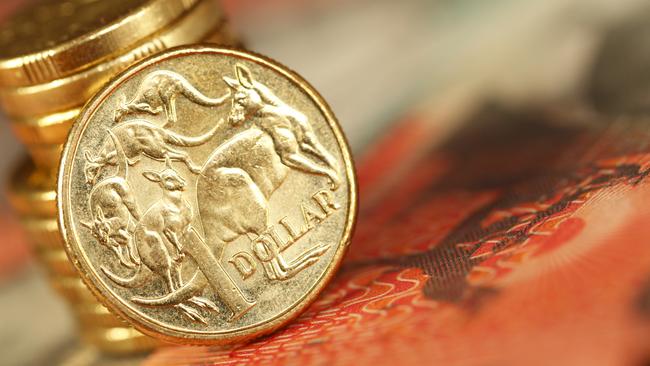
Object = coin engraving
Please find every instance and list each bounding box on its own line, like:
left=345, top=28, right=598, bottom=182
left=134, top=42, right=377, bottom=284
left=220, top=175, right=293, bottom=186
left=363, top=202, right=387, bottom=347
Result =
left=83, top=117, right=223, bottom=185
left=223, top=65, right=340, bottom=189
left=114, top=70, right=231, bottom=125
left=60, top=48, right=356, bottom=343
left=82, top=131, right=140, bottom=269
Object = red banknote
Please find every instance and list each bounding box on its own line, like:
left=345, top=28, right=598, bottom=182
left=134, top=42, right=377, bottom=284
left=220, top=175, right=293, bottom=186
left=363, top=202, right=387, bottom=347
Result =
left=144, top=105, right=650, bottom=366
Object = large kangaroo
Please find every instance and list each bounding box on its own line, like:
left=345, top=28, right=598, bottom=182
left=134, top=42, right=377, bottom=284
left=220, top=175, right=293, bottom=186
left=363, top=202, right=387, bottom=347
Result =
left=114, top=70, right=230, bottom=126
left=224, top=65, right=340, bottom=189
left=84, top=118, right=224, bottom=184
left=82, top=130, right=140, bottom=269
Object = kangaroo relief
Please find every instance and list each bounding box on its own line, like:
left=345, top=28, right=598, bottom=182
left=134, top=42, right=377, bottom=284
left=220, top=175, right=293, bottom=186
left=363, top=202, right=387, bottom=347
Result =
left=82, top=130, right=140, bottom=269
left=114, top=70, right=230, bottom=126
left=83, top=118, right=225, bottom=184
left=102, top=158, right=219, bottom=324
left=224, top=65, right=341, bottom=190
left=61, top=48, right=355, bottom=341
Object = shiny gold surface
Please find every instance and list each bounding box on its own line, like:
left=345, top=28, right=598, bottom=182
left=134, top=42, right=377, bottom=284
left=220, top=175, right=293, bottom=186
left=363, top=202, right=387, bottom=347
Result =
left=0, top=0, right=225, bottom=118
left=7, top=160, right=57, bottom=217
left=21, top=217, right=64, bottom=250
left=80, top=326, right=160, bottom=355
left=10, top=108, right=79, bottom=145
left=0, top=0, right=202, bottom=87
left=74, top=302, right=129, bottom=328
left=59, top=46, right=357, bottom=344
left=0, top=1, right=244, bottom=354
left=29, top=144, right=64, bottom=171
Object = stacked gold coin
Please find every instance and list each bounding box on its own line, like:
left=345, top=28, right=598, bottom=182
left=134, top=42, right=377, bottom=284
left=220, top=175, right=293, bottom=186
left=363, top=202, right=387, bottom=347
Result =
left=6, top=160, right=160, bottom=354
left=0, top=0, right=239, bottom=354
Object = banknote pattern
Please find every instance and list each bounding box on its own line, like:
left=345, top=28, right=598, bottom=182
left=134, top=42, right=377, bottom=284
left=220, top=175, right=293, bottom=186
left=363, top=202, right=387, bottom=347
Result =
left=145, top=107, right=650, bottom=365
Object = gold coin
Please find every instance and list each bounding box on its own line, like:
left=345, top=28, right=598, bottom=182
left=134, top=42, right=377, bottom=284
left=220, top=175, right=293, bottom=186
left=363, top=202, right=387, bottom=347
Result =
left=80, top=326, right=159, bottom=354
left=50, top=275, right=99, bottom=303
left=34, top=246, right=78, bottom=277
left=7, top=159, right=57, bottom=217
left=9, top=108, right=79, bottom=146
left=29, top=144, right=64, bottom=171
left=59, top=46, right=357, bottom=344
left=73, top=302, right=129, bottom=328
left=0, top=0, right=202, bottom=87
left=21, top=217, right=64, bottom=250
left=6, top=8, right=237, bottom=167
left=0, top=0, right=226, bottom=118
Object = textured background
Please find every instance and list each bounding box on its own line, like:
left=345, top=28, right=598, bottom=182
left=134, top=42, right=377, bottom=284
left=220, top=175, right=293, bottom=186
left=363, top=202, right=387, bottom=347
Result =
left=2, top=0, right=650, bottom=365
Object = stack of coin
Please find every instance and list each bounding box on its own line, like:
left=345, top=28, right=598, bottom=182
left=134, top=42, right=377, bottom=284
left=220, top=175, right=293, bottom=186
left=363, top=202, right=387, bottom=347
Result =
left=6, top=159, right=160, bottom=354
left=0, top=0, right=239, bottom=354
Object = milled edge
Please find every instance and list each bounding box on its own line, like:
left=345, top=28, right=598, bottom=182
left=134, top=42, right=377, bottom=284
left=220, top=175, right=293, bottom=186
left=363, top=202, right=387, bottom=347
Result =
left=0, top=0, right=204, bottom=86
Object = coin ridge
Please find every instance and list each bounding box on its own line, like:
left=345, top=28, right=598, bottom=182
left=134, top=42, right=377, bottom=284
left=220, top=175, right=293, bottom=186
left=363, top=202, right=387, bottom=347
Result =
left=58, top=45, right=358, bottom=344
left=0, top=0, right=224, bottom=118
left=0, top=0, right=202, bottom=87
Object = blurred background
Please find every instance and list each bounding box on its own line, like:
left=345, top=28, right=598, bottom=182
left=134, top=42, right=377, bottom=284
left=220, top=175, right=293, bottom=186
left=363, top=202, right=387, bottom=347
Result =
left=2, top=0, right=650, bottom=364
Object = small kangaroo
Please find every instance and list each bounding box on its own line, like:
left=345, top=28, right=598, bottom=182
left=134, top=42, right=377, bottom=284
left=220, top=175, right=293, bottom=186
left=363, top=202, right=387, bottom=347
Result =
left=102, top=158, right=217, bottom=323
left=82, top=130, right=140, bottom=268
left=114, top=70, right=230, bottom=126
left=84, top=118, right=225, bottom=185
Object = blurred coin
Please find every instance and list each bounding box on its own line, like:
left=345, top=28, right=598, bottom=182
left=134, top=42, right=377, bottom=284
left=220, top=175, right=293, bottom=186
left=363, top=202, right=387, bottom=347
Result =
left=21, top=217, right=63, bottom=250
left=0, top=0, right=226, bottom=118
left=59, top=46, right=357, bottom=344
left=35, top=246, right=78, bottom=277
left=73, top=302, right=129, bottom=328
left=80, top=326, right=159, bottom=355
left=9, top=108, right=79, bottom=146
left=0, top=0, right=202, bottom=87
left=7, top=159, right=57, bottom=217
left=50, top=275, right=102, bottom=303
left=29, top=144, right=64, bottom=170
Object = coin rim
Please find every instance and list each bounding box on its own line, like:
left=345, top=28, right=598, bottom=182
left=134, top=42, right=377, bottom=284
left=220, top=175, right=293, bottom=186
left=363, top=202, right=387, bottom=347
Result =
left=58, top=45, right=358, bottom=345
left=0, top=0, right=203, bottom=87
left=0, top=0, right=224, bottom=118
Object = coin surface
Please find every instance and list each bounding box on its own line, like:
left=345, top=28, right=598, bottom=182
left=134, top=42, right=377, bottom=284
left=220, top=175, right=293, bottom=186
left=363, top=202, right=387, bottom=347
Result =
left=0, top=0, right=202, bottom=87
left=59, top=46, right=357, bottom=344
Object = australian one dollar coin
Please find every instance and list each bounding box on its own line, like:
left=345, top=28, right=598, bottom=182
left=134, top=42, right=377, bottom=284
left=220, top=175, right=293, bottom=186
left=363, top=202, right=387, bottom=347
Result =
left=58, top=46, right=357, bottom=344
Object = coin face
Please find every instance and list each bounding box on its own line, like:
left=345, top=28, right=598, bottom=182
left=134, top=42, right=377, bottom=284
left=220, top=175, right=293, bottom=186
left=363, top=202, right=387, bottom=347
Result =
left=58, top=46, right=357, bottom=344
